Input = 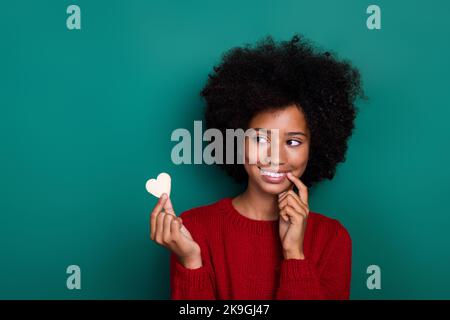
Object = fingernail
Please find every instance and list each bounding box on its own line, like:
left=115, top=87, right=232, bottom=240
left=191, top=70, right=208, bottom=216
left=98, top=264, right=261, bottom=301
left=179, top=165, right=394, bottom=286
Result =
left=161, top=194, right=167, bottom=199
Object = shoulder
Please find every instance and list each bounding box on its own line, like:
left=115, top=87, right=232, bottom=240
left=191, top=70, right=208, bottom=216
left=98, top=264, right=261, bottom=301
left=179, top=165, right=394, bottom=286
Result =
left=308, top=211, right=352, bottom=244
left=177, top=197, right=227, bottom=232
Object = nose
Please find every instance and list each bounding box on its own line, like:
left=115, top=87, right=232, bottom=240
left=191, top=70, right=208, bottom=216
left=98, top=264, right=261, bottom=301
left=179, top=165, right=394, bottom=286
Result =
left=267, top=138, right=287, bottom=168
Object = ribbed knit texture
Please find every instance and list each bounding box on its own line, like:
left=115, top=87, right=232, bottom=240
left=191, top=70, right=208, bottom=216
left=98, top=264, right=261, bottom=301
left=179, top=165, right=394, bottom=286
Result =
left=170, top=197, right=352, bottom=300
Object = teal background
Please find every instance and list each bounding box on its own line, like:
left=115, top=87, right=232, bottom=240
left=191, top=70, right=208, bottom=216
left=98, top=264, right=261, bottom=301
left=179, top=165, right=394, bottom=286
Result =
left=1, top=0, right=449, bottom=299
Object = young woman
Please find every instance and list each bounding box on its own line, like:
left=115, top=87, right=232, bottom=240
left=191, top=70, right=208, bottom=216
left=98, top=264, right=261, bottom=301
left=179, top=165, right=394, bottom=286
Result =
left=150, top=34, right=365, bottom=300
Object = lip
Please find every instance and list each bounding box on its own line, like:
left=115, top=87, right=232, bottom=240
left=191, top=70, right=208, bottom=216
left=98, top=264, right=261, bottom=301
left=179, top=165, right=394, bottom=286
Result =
left=258, top=167, right=289, bottom=184
left=258, top=167, right=290, bottom=173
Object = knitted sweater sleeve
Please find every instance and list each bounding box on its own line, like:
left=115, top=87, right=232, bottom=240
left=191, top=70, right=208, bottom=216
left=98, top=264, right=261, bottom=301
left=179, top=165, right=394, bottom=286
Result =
left=170, top=210, right=217, bottom=300
left=275, top=221, right=352, bottom=300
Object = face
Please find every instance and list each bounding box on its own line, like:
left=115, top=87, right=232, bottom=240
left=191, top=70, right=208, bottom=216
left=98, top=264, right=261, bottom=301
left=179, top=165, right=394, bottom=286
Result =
left=243, top=104, right=310, bottom=195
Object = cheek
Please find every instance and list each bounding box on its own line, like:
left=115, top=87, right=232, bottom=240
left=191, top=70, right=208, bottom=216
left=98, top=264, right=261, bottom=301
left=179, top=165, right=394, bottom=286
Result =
left=287, top=147, right=309, bottom=168
left=243, top=142, right=262, bottom=176
left=243, top=140, right=251, bottom=162
left=244, top=139, right=269, bottom=165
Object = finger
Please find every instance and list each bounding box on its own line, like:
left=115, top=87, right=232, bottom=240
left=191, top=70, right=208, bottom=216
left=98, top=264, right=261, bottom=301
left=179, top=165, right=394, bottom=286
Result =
left=278, top=191, right=287, bottom=199
left=150, top=195, right=168, bottom=240
left=155, top=204, right=166, bottom=243
left=163, top=194, right=176, bottom=215
left=283, top=205, right=305, bottom=224
left=278, top=194, right=305, bottom=214
left=279, top=208, right=289, bottom=222
left=170, top=218, right=182, bottom=241
left=163, top=213, right=174, bottom=244
left=278, top=190, right=300, bottom=204
left=279, top=199, right=308, bottom=222
left=286, top=172, right=309, bottom=205
left=278, top=191, right=304, bottom=213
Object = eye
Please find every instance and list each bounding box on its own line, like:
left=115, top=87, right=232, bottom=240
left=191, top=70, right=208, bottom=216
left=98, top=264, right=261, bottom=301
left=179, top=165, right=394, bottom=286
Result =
left=254, top=135, right=269, bottom=144
left=287, top=139, right=302, bottom=146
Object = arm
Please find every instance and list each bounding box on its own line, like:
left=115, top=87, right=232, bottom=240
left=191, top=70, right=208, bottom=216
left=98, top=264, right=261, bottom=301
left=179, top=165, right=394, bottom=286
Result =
left=169, top=219, right=217, bottom=300
left=170, top=254, right=216, bottom=300
left=275, top=222, right=352, bottom=300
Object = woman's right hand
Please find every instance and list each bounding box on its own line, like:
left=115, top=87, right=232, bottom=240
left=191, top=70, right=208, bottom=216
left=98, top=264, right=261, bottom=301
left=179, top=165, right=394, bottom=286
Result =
left=150, top=193, right=203, bottom=269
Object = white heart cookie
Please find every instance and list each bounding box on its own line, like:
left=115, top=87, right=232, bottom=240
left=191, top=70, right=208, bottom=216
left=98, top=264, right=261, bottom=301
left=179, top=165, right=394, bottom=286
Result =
left=145, top=173, right=190, bottom=237
left=146, top=172, right=171, bottom=198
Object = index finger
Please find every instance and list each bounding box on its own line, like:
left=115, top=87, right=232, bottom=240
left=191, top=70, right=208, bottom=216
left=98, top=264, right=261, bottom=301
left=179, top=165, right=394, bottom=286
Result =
left=162, top=193, right=176, bottom=216
left=150, top=195, right=168, bottom=240
left=286, top=172, right=309, bottom=205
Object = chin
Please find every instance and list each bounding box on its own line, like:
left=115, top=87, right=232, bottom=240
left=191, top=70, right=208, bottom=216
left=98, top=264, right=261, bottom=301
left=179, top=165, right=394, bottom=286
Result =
left=257, top=180, right=291, bottom=195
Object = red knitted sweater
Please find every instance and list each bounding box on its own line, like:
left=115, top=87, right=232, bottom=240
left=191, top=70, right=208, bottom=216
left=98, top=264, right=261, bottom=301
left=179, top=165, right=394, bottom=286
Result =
left=170, top=197, right=352, bottom=300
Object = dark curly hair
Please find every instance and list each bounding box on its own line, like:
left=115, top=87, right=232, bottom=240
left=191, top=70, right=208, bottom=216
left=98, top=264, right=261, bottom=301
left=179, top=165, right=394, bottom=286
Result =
left=201, top=34, right=366, bottom=188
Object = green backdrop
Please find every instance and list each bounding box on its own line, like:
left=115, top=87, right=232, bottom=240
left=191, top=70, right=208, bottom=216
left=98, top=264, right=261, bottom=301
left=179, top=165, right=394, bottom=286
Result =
left=1, top=0, right=449, bottom=299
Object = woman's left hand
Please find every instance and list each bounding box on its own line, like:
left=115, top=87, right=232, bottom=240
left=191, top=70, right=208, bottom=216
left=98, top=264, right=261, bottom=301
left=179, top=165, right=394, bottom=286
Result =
left=278, top=172, right=310, bottom=260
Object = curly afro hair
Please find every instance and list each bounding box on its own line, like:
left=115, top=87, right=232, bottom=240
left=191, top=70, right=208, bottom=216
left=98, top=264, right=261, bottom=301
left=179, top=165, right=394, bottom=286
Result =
left=201, top=34, right=366, bottom=188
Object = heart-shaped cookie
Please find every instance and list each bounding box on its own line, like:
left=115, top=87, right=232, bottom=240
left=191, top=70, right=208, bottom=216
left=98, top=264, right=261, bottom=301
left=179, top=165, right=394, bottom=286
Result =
left=146, top=172, right=171, bottom=198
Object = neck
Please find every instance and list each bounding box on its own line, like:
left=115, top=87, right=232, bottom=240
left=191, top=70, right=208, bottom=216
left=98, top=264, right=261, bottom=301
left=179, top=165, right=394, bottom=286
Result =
left=233, top=181, right=279, bottom=221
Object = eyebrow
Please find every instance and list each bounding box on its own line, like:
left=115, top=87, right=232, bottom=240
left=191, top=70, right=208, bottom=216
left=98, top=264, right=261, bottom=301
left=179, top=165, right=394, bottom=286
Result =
left=253, top=128, right=308, bottom=137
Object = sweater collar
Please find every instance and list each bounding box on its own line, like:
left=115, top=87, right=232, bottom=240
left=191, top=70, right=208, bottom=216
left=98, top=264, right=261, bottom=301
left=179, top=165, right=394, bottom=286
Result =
left=219, top=197, right=279, bottom=236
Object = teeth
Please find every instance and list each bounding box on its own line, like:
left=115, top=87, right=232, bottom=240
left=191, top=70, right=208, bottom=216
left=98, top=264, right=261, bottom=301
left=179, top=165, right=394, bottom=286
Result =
left=260, top=168, right=286, bottom=178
